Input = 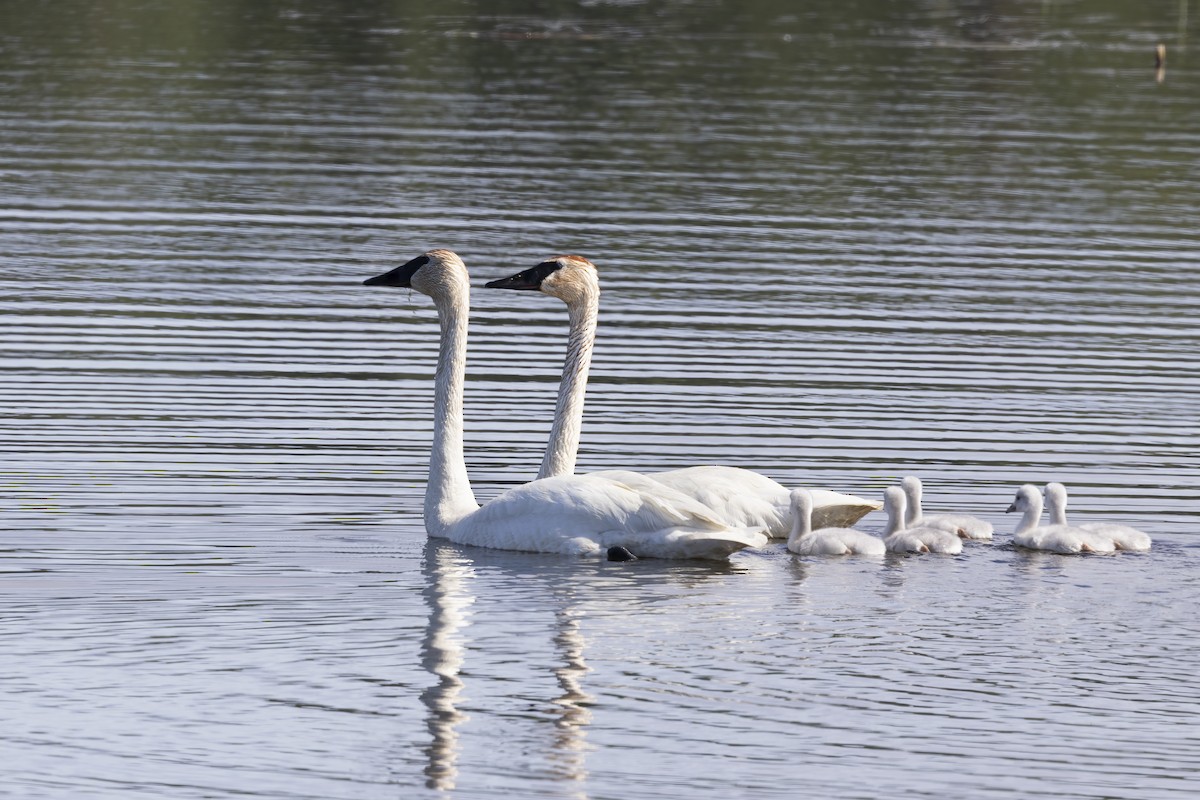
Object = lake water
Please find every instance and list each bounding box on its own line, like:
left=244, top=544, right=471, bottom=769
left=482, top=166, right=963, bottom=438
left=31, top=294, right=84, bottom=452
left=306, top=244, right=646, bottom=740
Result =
left=2, top=1, right=1199, bottom=798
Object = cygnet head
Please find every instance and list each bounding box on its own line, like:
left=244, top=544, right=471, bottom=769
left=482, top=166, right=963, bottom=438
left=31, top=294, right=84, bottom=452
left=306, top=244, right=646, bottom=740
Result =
left=485, top=255, right=599, bottom=307
left=1043, top=482, right=1071, bottom=525
left=1006, top=484, right=1042, bottom=514
left=790, top=488, right=815, bottom=519
left=363, top=249, right=469, bottom=302
left=883, top=486, right=907, bottom=534
left=1044, top=482, right=1068, bottom=509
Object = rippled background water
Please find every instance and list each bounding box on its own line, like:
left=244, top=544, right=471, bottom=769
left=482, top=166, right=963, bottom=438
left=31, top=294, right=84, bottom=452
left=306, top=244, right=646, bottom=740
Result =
left=2, top=1, right=1199, bottom=798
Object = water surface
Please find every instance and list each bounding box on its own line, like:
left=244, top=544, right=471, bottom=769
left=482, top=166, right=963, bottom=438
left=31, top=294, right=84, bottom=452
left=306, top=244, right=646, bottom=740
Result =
left=2, top=2, right=1198, bottom=798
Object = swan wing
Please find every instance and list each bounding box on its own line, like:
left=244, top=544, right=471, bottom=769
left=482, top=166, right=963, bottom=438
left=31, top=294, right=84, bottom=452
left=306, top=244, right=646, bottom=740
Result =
left=651, top=466, right=882, bottom=536
left=795, top=528, right=885, bottom=556
left=1081, top=523, right=1152, bottom=551
left=451, top=475, right=765, bottom=559
left=922, top=513, right=994, bottom=540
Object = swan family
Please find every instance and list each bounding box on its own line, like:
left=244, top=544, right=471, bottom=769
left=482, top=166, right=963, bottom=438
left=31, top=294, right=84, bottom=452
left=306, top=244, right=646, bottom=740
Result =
left=363, top=249, right=1154, bottom=560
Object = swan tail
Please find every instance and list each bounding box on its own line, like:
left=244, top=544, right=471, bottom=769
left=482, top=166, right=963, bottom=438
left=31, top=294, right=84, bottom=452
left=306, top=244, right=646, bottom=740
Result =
left=809, top=498, right=884, bottom=529
left=606, top=527, right=768, bottom=561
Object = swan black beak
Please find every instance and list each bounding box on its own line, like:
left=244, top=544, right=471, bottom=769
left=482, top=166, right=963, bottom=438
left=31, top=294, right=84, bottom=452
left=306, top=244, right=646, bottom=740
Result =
left=364, top=254, right=430, bottom=287
left=484, top=260, right=561, bottom=291
left=1005, top=503, right=1017, bottom=513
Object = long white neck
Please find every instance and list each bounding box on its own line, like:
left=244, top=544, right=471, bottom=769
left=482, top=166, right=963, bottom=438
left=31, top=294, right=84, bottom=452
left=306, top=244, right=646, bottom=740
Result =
left=539, top=290, right=598, bottom=479
left=1014, top=493, right=1043, bottom=535
left=425, top=291, right=480, bottom=536
left=884, top=492, right=907, bottom=535
left=904, top=482, right=922, bottom=526
left=1045, top=490, right=1068, bottom=526
left=785, top=493, right=813, bottom=549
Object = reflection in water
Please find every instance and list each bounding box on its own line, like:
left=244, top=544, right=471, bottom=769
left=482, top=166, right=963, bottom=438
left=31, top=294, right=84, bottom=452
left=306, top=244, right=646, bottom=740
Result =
left=3, top=2, right=1200, bottom=798
left=420, top=543, right=476, bottom=791
left=420, top=541, right=598, bottom=795
left=549, top=603, right=593, bottom=791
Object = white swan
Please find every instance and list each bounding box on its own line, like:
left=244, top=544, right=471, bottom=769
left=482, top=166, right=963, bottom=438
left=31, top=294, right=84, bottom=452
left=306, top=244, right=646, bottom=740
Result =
left=786, top=489, right=885, bottom=555
left=363, top=250, right=767, bottom=560
left=483, top=255, right=881, bottom=536
left=1005, top=484, right=1115, bottom=554
left=900, top=476, right=993, bottom=540
left=881, top=487, right=963, bottom=554
left=1044, top=482, right=1151, bottom=552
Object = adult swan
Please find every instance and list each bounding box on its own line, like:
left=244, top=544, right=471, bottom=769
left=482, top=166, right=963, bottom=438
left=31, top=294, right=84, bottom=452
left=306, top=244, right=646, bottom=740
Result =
left=484, top=255, right=881, bottom=538
left=363, top=250, right=767, bottom=560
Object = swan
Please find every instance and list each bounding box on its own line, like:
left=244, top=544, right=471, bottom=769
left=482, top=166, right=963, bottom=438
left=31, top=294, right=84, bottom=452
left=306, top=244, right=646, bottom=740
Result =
left=1005, top=484, right=1115, bottom=554
left=881, top=487, right=963, bottom=554
left=899, top=476, right=993, bottom=540
left=786, top=488, right=885, bottom=555
left=1043, top=482, right=1151, bottom=552
left=362, top=249, right=767, bottom=560
left=483, top=255, right=882, bottom=536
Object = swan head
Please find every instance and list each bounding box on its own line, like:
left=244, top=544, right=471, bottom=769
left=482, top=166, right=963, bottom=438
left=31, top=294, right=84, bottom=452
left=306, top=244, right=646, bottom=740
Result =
left=1006, top=484, right=1041, bottom=514
left=363, top=249, right=469, bottom=301
left=900, top=475, right=922, bottom=496
left=485, top=255, right=599, bottom=307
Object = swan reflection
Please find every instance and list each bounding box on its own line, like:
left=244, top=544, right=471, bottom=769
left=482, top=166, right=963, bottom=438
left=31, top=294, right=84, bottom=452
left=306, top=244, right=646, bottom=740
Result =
left=420, top=544, right=598, bottom=795
left=548, top=603, right=593, bottom=788
left=420, top=542, right=475, bottom=790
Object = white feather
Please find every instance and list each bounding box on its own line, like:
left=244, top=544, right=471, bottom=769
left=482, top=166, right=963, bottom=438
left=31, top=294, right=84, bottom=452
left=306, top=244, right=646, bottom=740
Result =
left=1043, top=482, right=1151, bottom=552
left=1006, top=484, right=1115, bottom=554
left=900, top=476, right=993, bottom=540
left=881, top=487, right=963, bottom=554
left=488, top=255, right=882, bottom=538
left=786, top=489, right=885, bottom=555
left=366, top=250, right=766, bottom=560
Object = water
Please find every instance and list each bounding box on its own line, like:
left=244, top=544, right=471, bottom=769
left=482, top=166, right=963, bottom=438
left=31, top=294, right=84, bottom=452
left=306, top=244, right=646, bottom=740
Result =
left=2, top=1, right=1199, bottom=797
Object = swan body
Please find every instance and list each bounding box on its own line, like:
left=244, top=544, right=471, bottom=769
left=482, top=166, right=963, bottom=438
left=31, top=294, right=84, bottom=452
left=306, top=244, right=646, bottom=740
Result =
left=485, top=256, right=881, bottom=537
left=1006, top=484, right=1115, bottom=554
left=1044, top=482, right=1151, bottom=552
left=786, top=489, right=885, bottom=555
left=881, top=487, right=963, bottom=554
left=900, top=476, right=993, bottom=540
left=363, top=250, right=766, bottom=560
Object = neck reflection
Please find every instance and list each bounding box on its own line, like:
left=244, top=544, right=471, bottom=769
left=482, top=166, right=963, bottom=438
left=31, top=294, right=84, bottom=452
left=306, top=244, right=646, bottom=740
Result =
left=420, top=542, right=476, bottom=791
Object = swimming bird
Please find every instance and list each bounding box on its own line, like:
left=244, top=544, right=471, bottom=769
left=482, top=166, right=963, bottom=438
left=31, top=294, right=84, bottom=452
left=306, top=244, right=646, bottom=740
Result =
left=900, top=476, right=993, bottom=540
left=1043, top=482, right=1151, bottom=552
left=483, top=255, right=882, bottom=536
left=362, top=250, right=767, bottom=560
left=1005, top=484, right=1115, bottom=554
left=881, top=487, right=963, bottom=554
left=786, top=488, right=885, bottom=555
